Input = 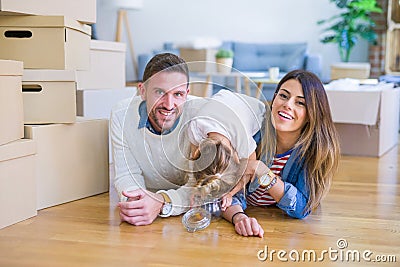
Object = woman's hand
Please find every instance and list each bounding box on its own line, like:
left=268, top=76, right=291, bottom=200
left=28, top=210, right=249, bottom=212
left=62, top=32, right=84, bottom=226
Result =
left=223, top=205, right=264, bottom=238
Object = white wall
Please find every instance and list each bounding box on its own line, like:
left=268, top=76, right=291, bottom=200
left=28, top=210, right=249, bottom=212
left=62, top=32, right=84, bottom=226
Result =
left=96, top=0, right=369, bottom=82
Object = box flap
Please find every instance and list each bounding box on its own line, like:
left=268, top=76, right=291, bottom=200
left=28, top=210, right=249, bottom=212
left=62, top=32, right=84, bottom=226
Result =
left=0, top=15, right=91, bottom=35
left=0, top=139, right=36, bottom=162
left=23, top=69, right=76, bottom=82
left=90, top=40, right=126, bottom=52
left=326, top=87, right=381, bottom=125
left=0, top=59, right=23, bottom=76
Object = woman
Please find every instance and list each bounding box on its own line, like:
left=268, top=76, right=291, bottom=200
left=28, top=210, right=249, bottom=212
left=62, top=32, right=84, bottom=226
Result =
left=224, top=70, right=341, bottom=237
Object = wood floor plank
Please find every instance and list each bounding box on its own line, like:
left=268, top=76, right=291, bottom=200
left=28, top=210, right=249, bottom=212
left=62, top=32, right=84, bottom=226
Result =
left=0, top=143, right=399, bottom=266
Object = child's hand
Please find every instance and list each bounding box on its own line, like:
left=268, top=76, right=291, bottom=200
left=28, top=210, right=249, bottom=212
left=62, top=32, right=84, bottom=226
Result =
left=221, top=194, right=233, bottom=211
left=234, top=215, right=264, bottom=238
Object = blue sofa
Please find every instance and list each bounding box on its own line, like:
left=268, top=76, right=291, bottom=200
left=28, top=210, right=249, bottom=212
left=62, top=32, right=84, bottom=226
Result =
left=220, top=41, right=321, bottom=78
left=138, top=41, right=322, bottom=80
left=138, top=41, right=321, bottom=99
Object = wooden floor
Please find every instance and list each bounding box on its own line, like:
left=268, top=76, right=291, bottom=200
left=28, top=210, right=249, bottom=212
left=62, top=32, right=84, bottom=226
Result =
left=1, top=144, right=399, bottom=266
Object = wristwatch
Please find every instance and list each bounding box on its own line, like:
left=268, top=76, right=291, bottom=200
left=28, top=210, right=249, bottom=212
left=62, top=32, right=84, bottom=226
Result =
left=258, top=169, right=277, bottom=189
left=159, top=192, right=172, bottom=217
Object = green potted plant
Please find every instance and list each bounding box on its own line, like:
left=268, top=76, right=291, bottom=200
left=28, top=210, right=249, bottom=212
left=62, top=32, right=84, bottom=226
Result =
left=317, top=0, right=383, bottom=62
left=215, top=48, right=234, bottom=74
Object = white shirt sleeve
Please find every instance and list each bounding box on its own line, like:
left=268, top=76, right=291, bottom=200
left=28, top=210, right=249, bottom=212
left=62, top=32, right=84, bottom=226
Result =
left=205, top=90, right=265, bottom=158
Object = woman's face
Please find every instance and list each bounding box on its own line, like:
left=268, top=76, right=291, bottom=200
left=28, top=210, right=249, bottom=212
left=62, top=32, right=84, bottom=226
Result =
left=271, top=79, right=309, bottom=138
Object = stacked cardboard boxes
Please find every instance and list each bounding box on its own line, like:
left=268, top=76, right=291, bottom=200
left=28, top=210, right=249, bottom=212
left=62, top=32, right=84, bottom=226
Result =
left=75, top=39, right=137, bottom=165
left=0, top=60, right=37, bottom=229
left=0, top=60, right=24, bottom=145
left=74, top=39, right=137, bottom=196
left=0, top=1, right=123, bottom=228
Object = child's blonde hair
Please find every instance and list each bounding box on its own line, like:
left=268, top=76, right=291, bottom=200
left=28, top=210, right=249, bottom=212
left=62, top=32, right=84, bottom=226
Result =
left=191, top=138, right=242, bottom=198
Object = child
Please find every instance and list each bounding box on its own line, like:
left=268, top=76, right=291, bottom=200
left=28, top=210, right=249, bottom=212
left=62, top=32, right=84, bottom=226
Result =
left=224, top=70, right=341, bottom=238
left=187, top=89, right=275, bottom=209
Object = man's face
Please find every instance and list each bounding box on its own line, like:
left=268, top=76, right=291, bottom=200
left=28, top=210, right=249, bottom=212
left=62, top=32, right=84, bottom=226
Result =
left=139, top=71, right=189, bottom=133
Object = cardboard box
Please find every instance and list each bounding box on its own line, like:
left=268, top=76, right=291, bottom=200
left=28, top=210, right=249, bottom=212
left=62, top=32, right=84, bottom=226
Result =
left=179, top=48, right=217, bottom=73
left=0, top=139, right=37, bottom=229
left=24, top=117, right=109, bottom=210
left=76, top=87, right=137, bottom=119
left=0, top=60, right=24, bottom=146
left=385, top=26, right=400, bottom=75
left=0, top=0, right=96, bottom=24
left=326, top=83, right=400, bottom=157
left=22, top=70, right=77, bottom=124
left=76, top=40, right=126, bottom=90
left=0, top=16, right=91, bottom=70
left=330, top=62, right=371, bottom=80
left=76, top=87, right=136, bottom=163
left=188, top=79, right=213, bottom=97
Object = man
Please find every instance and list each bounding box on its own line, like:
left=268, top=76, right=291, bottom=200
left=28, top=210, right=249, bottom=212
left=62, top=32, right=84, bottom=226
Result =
left=111, top=53, right=207, bottom=226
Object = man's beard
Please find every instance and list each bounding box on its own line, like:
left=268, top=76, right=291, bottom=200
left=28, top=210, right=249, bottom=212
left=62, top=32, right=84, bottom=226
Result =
left=149, top=107, right=176, bottom=132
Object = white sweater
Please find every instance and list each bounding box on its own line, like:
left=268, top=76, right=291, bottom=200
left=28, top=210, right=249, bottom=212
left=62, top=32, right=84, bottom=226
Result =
left=111, top=91, right=265, bottom=216
left=111, top=95, right=207, bottom=215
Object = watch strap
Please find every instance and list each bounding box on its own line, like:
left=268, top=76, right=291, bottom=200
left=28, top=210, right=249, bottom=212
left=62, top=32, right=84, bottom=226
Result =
left=158, top=191, right=173, bottom=217
left=159, top=191, right=171, bottom=204
left=265, top=176, right=278, bottom=191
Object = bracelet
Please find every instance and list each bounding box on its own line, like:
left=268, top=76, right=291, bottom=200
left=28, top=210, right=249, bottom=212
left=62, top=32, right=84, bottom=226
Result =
left=231, top=211, right=247, bottom=225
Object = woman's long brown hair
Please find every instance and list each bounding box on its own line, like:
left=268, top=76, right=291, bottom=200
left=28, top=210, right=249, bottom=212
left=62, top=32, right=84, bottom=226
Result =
left=268, top=70, right=341, bottom=212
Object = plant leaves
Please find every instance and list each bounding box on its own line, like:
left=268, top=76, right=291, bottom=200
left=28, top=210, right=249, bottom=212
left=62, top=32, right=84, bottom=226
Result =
left=317, top=0, right=382, bottom=61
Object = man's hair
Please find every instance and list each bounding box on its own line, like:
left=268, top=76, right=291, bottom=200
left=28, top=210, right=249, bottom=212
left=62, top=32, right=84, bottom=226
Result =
left=142, top=53, right=189, bottom=85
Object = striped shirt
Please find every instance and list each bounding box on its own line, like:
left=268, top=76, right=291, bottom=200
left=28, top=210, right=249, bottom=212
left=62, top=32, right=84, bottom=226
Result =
left=246, top=151, right=292, bottom=206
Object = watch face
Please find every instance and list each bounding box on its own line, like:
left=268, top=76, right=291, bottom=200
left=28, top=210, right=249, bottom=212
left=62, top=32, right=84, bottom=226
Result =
left=259, top=174, right=272, bottom=186
left=162, top=202, right=172, bottom=215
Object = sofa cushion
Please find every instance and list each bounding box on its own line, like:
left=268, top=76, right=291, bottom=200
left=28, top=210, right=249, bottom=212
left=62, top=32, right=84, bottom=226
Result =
left=232, top=42, right=307, bottom=72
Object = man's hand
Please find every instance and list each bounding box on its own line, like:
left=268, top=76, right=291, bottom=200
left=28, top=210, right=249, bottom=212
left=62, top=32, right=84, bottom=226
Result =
left=118, top=189, right=164, bottom=226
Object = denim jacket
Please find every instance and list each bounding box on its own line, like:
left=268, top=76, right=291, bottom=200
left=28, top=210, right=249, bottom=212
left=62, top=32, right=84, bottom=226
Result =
left=232, top=147, right=310, bottom=219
